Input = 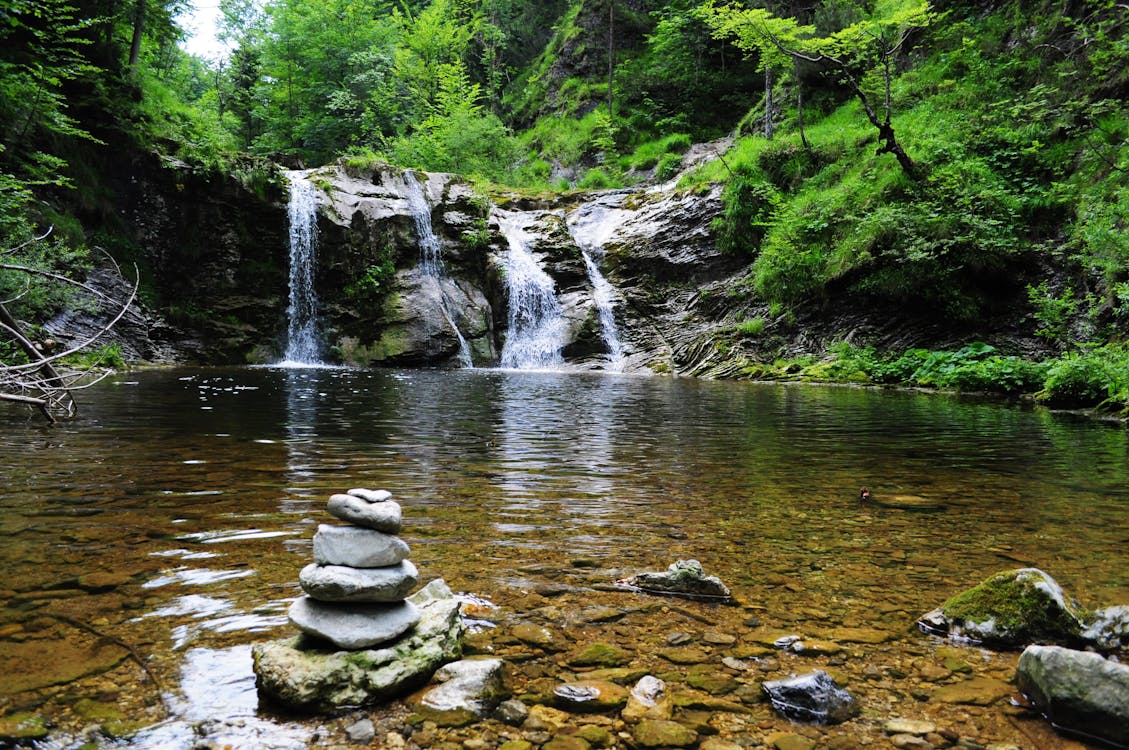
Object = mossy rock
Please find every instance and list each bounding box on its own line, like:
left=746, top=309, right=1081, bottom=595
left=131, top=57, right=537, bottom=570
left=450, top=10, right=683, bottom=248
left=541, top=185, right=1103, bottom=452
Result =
left=566, top=642, right=631, bottom=668
left=0, top=712, right=48, bottom=743
left=918, top=568, right=1088, bottom=649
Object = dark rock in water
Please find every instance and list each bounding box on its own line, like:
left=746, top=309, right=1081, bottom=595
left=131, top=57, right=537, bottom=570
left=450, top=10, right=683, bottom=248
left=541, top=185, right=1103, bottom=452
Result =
left=253, top=580, right=464, bottom=712
left=761, top=670, right=859, bottom=724
left=327, top=494, right=402, bottom=533
left=312, top=524, right=410, bottom=568
left=1016, top=644, right=1129, bottom=747
left=917, top=568, right=1089, bottom=649
left=617, top=559, right=732, bottom=602
left=345, top=718, right=375, bottom=743
left=1082, top=605, right=1129, bottom=652
left=288, top=597, right=420, bottom=650
left=298, top=560, right=418, bottom=603
left=493, top=698, right=530, bottom=726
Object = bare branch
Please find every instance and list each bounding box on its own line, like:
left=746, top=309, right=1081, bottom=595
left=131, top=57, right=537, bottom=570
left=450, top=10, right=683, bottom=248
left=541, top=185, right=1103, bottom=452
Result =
left=3, top=263, right=139, bottom=373
left=2, top=226, right=53, bottom=257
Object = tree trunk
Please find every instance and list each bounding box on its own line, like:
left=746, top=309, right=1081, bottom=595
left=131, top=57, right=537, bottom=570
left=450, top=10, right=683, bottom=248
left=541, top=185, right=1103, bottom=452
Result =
left=607, top=0, right=615, bottom=116
left=128, top=0, right=145, bottom=69
left=798, top=83, right=810, bottom=153
left=764, top=67, right=774, bottom=140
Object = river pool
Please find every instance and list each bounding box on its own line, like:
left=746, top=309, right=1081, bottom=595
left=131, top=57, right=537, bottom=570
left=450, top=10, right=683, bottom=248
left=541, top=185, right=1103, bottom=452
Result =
left=1, top=367, right=1126, bottom=748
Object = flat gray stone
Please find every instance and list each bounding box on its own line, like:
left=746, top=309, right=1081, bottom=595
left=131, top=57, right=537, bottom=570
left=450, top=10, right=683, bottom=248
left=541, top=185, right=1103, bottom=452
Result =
left=299, top=560, right=418, bottom=603
left=347, top=488, right=392, bottom=503
left=254, top=580, right=464, bottom=712
left=289, top=596, right=420, bottom=649
left=327, top=494, right=402, bottom=533
left=313, top=524, right=409, bottom=568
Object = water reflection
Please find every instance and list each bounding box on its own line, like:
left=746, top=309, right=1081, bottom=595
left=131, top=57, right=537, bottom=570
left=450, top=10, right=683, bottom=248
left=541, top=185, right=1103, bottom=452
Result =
left=2, top=367, right=1128, bottom=746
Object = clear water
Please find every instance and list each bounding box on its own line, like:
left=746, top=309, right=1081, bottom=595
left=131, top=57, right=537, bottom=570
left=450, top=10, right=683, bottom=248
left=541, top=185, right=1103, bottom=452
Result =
left=282, top=172, right=321, bottom=365
left=2, top=368, right=1127, bottom=747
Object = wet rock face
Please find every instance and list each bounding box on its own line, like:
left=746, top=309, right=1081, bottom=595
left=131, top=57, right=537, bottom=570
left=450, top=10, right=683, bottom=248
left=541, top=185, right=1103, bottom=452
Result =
left=761, top=670, right=860, bottom=725
left=298, top=163, right=741, bottom=372
left=91, top=152, right=289, bottom=364
left=917, top=568, right=1089, bottom=649
left=1016, top=644, right=1129, bottom=747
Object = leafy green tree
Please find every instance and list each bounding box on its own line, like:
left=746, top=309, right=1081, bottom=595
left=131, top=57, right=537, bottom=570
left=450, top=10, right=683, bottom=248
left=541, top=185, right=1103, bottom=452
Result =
left=700, top=0, right=934, bottom=176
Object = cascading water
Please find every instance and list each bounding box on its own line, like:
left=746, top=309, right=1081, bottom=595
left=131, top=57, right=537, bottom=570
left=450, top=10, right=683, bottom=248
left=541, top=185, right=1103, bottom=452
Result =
left=282, top=171, right=322, bottom=365
left=497, top=214, right=567, bottom=369
left=566, top=201, right=628, bottom=370
left=403, top=171, right=473, bottom=368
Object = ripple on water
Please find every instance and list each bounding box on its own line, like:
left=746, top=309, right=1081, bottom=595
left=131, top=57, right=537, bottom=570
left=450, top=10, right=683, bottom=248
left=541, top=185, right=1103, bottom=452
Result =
left=177, top=528, right=298, bottom=544
left=142, top=567, right=256, bottom=588
left=124, top=646, right=315, bottom=749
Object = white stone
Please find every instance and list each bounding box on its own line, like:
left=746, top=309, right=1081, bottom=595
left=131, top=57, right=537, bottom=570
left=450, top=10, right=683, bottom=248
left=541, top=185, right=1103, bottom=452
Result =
left=348, top=488, right=391, bottom=503
left=327, top=494, right=402, bottom=533
left=288, top=596, right=420, bottom=650
left=299, top=560, right=418, bottom=602
left=313, top=524, right=409, bottom=568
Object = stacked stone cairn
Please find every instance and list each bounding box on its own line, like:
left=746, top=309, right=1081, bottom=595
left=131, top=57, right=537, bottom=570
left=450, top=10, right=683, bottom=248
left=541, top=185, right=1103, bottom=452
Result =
left=288, top=488, right=422, bottom=649
left=254, top=488, right=465, bottom=712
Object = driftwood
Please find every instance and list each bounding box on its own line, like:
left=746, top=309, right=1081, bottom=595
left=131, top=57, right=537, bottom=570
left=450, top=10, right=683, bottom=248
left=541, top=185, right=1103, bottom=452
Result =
left=1, top=228, right=139, bottom=422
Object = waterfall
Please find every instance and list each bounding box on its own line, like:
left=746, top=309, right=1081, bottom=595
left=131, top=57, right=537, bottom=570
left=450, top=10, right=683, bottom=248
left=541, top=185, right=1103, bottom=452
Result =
left=403, top=171, right=473, bottom=367
left=497, top=214, right=567, bottom=369
left=566, top=202, right=627, bottom=370
left=282, top=171, right=322, bottom=365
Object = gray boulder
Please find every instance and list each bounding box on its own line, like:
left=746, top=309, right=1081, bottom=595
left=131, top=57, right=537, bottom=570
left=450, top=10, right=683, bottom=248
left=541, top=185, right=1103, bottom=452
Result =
left=298, top=560, right=418, bottom=603
left=761, top=670, right=859, bottom=725
left=327, top=494, right=402, bottom=533
left=416, top=658, right=508, bottom=724
left=289, top=597, right=420, bottom=649
left=918, top=568, right=1089, bottom=649
left=1082, top=605, right=1129, bottom=652
left=254, top=579, right=464, bottom=712
left=1016, top=644, right=1129, bottom=747
left=617, top=559, right=731, bottom=602
left=312, top=524, right=410, bottom=568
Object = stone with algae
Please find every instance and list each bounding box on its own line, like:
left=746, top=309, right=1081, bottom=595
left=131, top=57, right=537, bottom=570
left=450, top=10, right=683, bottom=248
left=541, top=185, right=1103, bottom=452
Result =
left=253, top=579, right=464, bottom=712
left=918, top=568, right=1089, bottom=649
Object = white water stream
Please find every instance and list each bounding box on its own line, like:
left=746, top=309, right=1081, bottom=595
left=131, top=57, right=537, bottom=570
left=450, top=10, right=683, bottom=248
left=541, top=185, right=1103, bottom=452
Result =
left=403, top=171, right=473, bottom=367
left=281, top=171, right=322, bottom=366
left=497, top=213, right=567, bottom=369
left=566, top=201, right=628, bottom=370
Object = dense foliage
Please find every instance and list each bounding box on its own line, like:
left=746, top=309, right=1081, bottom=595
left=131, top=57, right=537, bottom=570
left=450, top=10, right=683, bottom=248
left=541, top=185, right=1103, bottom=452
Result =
left=1, top=0, right=1127, bottom=410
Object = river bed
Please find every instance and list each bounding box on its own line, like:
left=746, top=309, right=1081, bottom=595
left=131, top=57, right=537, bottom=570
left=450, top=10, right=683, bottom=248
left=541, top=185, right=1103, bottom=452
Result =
left=1, top=367, right=1126, bottom=749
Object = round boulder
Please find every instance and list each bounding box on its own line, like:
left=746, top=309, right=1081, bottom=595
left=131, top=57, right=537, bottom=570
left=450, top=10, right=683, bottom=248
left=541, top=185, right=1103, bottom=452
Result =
left=1016, top=644, right=1129, bottom=747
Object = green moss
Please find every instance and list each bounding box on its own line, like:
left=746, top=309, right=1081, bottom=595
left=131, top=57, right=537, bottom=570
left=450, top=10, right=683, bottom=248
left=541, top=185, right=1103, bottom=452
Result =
left=940, top=568, right=1088, bottom=646
left=0, top=712, right=48, bottom=742
left=567, top=642, right=631, bottom=668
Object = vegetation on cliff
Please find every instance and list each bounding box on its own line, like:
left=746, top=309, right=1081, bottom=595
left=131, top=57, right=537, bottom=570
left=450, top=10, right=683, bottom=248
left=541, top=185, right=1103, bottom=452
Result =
left=1, top=0, right=1127, bottom=410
